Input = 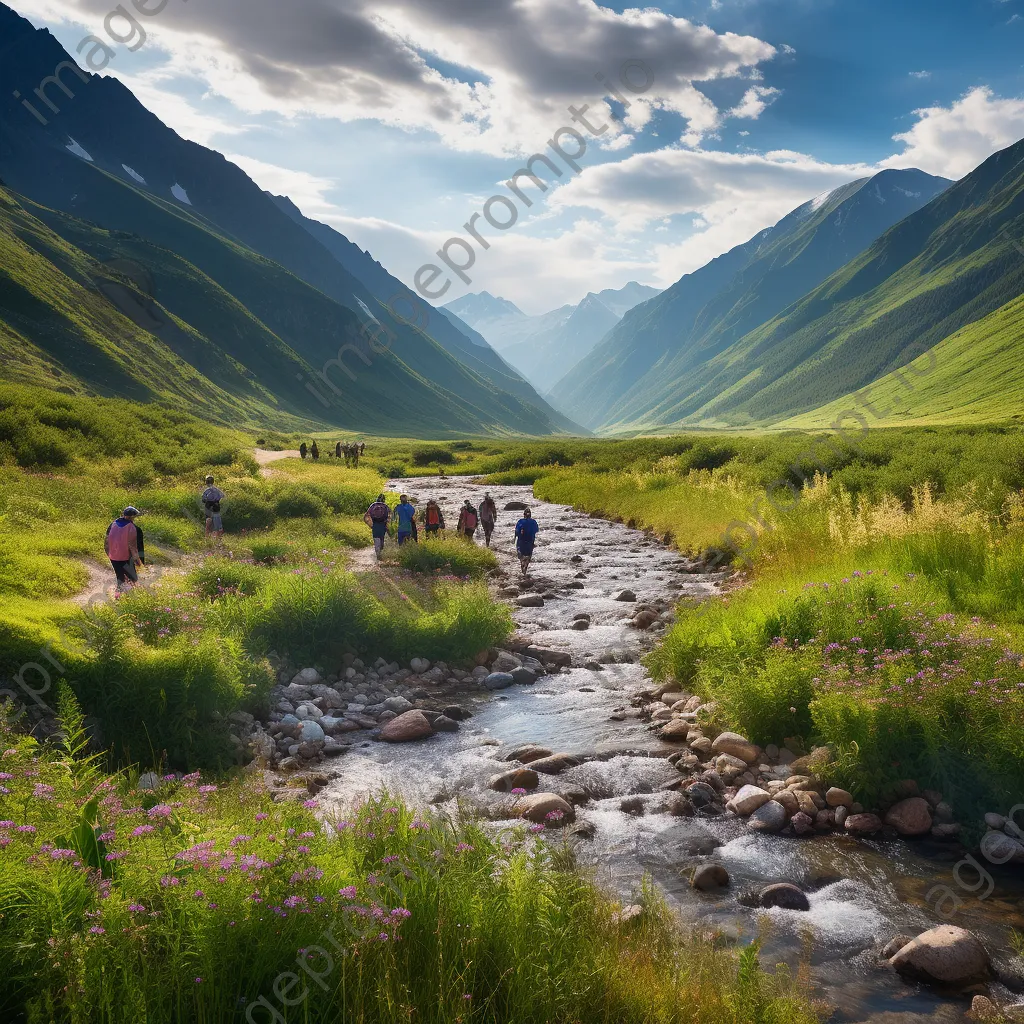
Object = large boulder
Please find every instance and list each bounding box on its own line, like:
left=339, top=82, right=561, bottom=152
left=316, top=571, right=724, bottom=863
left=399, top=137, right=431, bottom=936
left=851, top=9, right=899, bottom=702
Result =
left=511, top=668, right=538, bottom=685
left=379, top=710, right=434, bottom=743
left=515, top=792, right=576, bottom=826
left=504, top=744, right=553, bottom=763
left=980, top=830, right=1024, bottom=865
left=844, top=812, right=883, bottom=835
left=298, top=720, right=325, bottom=743
left=504, top=500, right=529, bottom=511
left=888, top=925, right=991, bottom=984
left=748, top=800, right=788, bottom=833
left=492, top=651, right=522, bottom=673
left=884, top=797, right=933, bottom=836
left=529, top=753, right=580, bottom=775
left=691, top=864, right=729, bottom=891
left=758, top=883, right=810, bottom=911
left=711, top=732, right=760, bottom=765
left=490, top=768, right=540, bottom=793
left=659, top=719, right=691, bottom=741
left=728, top=785, right=771, bottom=816
left=484, top=672, right=515, bottom=690
left=516, top=595, right=545, bottom=608
left=825, top=787, right=853, bottom=809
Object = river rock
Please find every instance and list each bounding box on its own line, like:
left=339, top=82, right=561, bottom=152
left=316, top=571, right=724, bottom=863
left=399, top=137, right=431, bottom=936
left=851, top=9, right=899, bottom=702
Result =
left=484, top=672, right=515, bottom=690
left=686, top=782, right=719, bottom=809
left=748, top=799, right=788, bottom=833
left=298, top=720, right=325, bottom=743
left=504, top=744, right=553, bottom=763
left=504, top=500, right=529, bottom=511
left=432, top=715, right=459, bottom=733
left=985, top=812, right=1007, bottom=830
left=825, top=787, right=853, bottom=808
left=511, top=668, right=538, bottom=685
left=383, top=695, right=413, bottom=714
left=663, top=792, right=695, bottom=817
left=729, top=785, right=771, bottom=816
left=492, top=651, right=522, bottom=673
left=571, top=619, right=590, bottom=630
left=137, top=771, right=159, bottom=790
left=758, top=883, right=810, bottom=911
left=620, top=796, right=645, bottom=816
left=844, top=812, right=883, bottom=835
left=530, top=753, right=580, bottom=775
left=516, top=792, right=575, bottom=826
left=881, top=935, right=916, bottom=959
left=291, top=667, right=321, bottom=686
left=490, top=768, right=539, bottom=792
left=834, top=805, right=848, bottom=827
left=409, top=657, right=430, bottom=673
left=711, top=732, right=760, bottom=764
left=516, top=595, right=545, bottom=608
left=613, top=589, right=636, bottom=602
left=773, top=789, right=799, bottom=816
left=660, top=719, right=692, bottom=741
left=790, top=811, right=815, bottom=835
left=980, top=830, right=1024, bottom=865
left=889, top=925, right=991, bottom=984
left=690, top=736, right=713, bottom=757
left=633, top=610, right=659, bottom=630
left=691, top=864, right=729, bottom=891
left=379, top=710, right=434, bottom=743
left=884, top=797, right=933, bottom=836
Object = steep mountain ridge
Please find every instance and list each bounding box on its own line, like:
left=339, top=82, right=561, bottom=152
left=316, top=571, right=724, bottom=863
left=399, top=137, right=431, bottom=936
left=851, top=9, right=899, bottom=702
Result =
left=550, top=168, right=951, bottom=430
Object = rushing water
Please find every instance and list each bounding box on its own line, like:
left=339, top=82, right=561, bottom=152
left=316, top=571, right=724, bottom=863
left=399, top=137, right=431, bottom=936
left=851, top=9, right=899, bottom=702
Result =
left=322, top=477, right=1024, bottom=1022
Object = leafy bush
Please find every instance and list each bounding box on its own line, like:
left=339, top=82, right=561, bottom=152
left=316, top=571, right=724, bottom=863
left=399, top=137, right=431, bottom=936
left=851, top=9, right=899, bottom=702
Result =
left=388, top=536, right=497, bottom=578
left=274, top=485, right=330, bottom=519
left=186, top=557, right=267, bottom=599
left=411, top=445, right=456, bottom=466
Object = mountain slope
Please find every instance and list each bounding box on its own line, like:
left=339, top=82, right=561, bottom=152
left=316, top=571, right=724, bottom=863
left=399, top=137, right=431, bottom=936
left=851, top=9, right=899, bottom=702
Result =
left=551, top=169, right=951, bottom=430
left=637, top=138, right=1024, bottom=428
left=778, top=291, right=1024, bottom=428
left=0, top=2, right=573, bottom=435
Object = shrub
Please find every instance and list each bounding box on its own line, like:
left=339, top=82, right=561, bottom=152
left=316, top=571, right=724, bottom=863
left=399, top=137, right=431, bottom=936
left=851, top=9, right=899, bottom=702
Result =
left=274, top=485, right=330, bottom=519
left=186, top=557, right=267, bottom=599
left=388, top=536, right=497, bottom=578
left=411, top=445, right=456, bottom=466
left=222, top=488, right=276, bottom=532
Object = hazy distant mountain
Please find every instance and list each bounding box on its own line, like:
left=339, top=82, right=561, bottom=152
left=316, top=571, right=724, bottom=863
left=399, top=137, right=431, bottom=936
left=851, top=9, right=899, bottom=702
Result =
left=444, top=281, right=658, bottom=390
left=0, top=1, right=576, bottom=435
left=551, top=168, right=951, bottom=430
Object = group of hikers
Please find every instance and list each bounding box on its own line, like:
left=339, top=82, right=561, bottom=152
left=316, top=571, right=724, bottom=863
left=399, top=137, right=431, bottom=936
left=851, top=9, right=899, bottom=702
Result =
left=362, top=492, right=540, bottom=573
left=299, top=440, right=365, bottom=466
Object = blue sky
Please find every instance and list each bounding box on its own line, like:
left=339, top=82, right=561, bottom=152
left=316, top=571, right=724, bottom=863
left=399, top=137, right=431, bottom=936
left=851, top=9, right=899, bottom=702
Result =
left=15, top=0, right=1024, bottom=311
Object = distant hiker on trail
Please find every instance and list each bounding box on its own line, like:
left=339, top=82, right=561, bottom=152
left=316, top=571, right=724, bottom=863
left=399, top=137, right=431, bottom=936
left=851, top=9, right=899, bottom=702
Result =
left=514, top=507, right=539, bottom=575
left=335, top=441, right=342, bottom=459
left=352, top=443, right=360, bottom=468
left=394, top=494, right=417, bottom=545
left=341, top=443, right=350, bottom=466
left=201, top=475, right=225, bottom=542
left=364, top=494, right=391, bottom=561
left=311, top=441, right=320, bottom=461
left=423, top=499, right=445, bottom=535
left=105, top=506, right=143, bottom=591
left=359, top=442, right=366, bottom=457
left=479, top=492, right=498, bottom=547
left=457, top=500, right=479, bottom=541
left=300, top=442, right=307, bottom=460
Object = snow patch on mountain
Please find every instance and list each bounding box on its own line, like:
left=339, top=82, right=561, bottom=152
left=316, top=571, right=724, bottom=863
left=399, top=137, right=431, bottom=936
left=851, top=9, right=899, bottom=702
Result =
left=122, top=164, right=146, bottom=184
left=65, top=138, right=92, bottom=162
left=170, top=183, right=192, bottom=205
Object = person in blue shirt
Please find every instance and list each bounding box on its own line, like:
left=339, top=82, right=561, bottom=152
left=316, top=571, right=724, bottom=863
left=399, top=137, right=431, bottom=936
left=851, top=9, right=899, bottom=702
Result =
left=514, top=507, right=540, bottom=574
left=393, top=494, right=417, bottom=545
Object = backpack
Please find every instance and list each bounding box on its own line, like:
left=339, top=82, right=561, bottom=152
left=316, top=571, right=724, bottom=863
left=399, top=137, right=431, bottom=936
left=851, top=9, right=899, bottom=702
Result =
left=426, top=505, right=440, bottom=526
left=368, top=501, right=389, bottom=522
left=464, top=509, right=477, bottom=530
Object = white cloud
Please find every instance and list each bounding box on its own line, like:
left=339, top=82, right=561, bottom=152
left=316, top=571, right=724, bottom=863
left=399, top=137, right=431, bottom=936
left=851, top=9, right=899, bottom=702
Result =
left=728, top=85, right=780, bottom=119
left=883, top=86, right=1024, bottom=178
left=908, top=70, right=931, bottom=79
left=222, top=153, right=338, bottom=219
left=17, top=0, right=777, bottom=155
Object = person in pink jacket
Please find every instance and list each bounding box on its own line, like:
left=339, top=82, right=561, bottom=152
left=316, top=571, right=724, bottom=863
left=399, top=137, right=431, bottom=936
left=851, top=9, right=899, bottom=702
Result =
left=104, top=506, right=142, bottom=591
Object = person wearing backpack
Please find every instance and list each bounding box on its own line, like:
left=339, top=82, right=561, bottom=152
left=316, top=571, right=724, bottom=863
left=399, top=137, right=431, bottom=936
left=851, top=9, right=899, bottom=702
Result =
left=457, top=499, right=479, bottom=541
left=393, top=494, right=417, bottom=545
left=423, top=499, right=445, bottom=536
left=364, top=494, right=391, bottom=560
left=479, top=492, right=498, bottom=547
left=201, top=475, right=225, bottom=542
left=104, top=506, right=143, bottom=591
left=514, top=507, right=540, bottom=575
left=310, top=440, right=320, bottom=461
left=300, top=442, right=307, bottom=460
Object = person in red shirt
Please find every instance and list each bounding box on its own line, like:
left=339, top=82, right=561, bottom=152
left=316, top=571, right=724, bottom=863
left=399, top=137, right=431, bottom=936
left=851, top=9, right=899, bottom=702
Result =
left=104, top=506, right=142, bottom=591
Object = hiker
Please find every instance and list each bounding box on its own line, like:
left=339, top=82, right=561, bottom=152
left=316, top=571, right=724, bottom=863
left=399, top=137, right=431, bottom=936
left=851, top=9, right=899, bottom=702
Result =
left=300, top=442, right=307, bottom=460
left=311, top=440, right=320, bottom=461
left=514, top=507, right=540, bottom=575
left=364, top=494, right=391, bottom=561
left=335, top=441, right=342, bottom=459
left=104, top=506, right=143, bottom=591
left=359, top=442, right=366, bottom=457
left=352, top=443, right=360, bottom=468
left=479, top=492, right=498, bottom=547
left=393, top=494, right=417, bottom=545
left=457, top=499, right=479, bottom=541
left=201, top=475, right=225, bottom=542
left=423, top=499, right=445, bottom=536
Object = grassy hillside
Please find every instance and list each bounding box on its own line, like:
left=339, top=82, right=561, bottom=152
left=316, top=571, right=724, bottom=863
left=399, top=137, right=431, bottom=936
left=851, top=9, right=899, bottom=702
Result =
left=551, top=170, right=949, bottom=430
left=605, top=139, right=1024, bottom=431
left=781, top=291, right=1024, bottom=428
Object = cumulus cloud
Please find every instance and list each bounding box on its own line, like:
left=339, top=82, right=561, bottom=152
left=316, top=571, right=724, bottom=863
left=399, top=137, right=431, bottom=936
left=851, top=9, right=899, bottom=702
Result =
left=17, top=0, right=776, bottom=155
left=728, top=85, right=780, bottom=119
left=883, top=86, right=1024, bottom=178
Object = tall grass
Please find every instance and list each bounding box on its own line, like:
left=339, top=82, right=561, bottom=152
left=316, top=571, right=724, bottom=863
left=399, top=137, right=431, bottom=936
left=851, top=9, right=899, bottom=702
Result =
left=0, top=704, right=821, bottom=1024
left=385, top=535, right=498, bottom=578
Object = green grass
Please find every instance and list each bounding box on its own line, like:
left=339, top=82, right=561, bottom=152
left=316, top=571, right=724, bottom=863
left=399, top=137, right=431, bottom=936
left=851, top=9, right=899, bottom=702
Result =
left=0, top=701, right=821, bottom=1024
left=384, top=535, right=498, bottom=578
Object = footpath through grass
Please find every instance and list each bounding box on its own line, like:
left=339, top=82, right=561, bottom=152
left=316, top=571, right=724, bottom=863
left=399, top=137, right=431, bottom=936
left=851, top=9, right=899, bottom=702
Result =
left=0, top=699, right=822, bottom=1024
left=523, top=442, right=1024, bottom=825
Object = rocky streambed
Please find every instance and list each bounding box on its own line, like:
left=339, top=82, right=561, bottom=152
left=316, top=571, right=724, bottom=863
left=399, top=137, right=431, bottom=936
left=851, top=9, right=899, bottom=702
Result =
left=251, top=478, right=1024, bottom=1023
